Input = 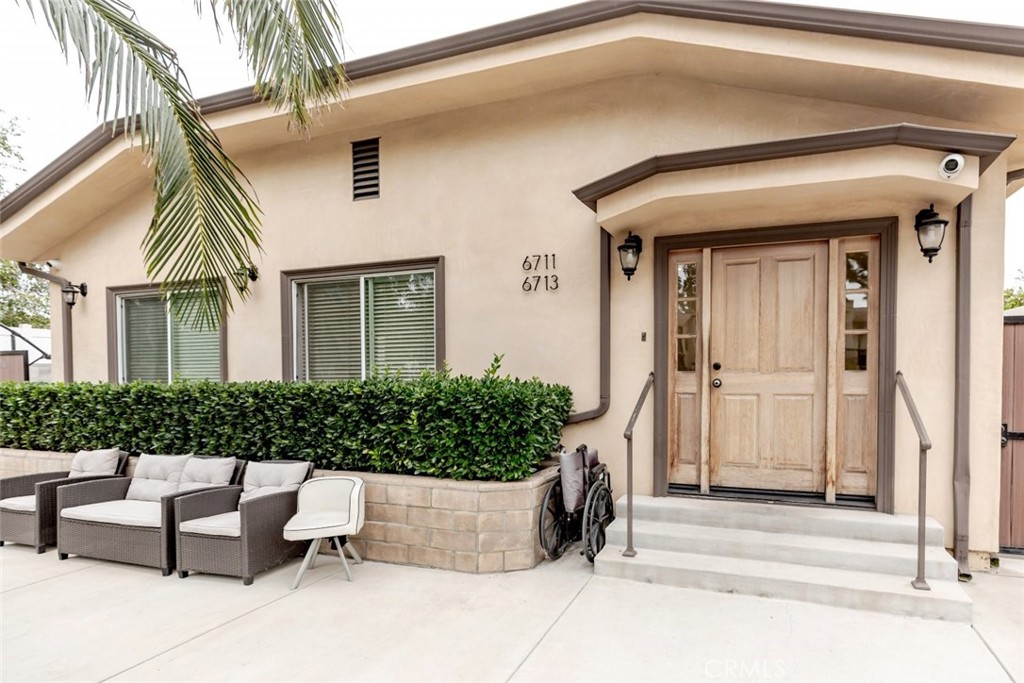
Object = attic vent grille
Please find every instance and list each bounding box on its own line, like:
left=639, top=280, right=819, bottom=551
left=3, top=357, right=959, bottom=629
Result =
left=352, top=138, right=380, bottom=200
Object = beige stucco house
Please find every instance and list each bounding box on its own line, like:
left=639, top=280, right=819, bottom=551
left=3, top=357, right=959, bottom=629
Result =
left=3, top=1, right=1024, bottom=574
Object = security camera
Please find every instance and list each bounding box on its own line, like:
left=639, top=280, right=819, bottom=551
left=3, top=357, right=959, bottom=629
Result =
left=939, top=154, right=965, bottom=180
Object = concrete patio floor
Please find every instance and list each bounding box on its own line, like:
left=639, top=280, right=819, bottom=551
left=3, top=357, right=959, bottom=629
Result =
left=1, top=544, right=1021, bottom=683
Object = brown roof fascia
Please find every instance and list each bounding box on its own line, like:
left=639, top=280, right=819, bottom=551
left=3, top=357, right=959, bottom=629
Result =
left=4, top=1, right=1024, bottom=220
left=1008, top=168, right=1024, bottom=184
left=572, top=124, right=1018, bottom=211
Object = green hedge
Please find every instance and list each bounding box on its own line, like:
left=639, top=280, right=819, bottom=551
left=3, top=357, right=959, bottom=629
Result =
left=0, top=363, right=572, bottom=482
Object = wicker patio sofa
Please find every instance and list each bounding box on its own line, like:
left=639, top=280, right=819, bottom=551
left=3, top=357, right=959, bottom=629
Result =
left=56, top=454, right=244, bottom=575
left=0, top=448, right=129, bottom=553
left=175, top=460, right=314, bottom=585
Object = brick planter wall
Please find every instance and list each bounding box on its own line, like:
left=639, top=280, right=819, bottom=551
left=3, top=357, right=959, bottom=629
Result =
left=1, top=449, right=558, bottom=574
left=312, top=466, right=558, bottom=573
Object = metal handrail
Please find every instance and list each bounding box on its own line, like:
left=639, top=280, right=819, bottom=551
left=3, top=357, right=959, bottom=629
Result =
left=895, top=370, right=932, bottom=591
left=622, top=371, right=655, bottom=558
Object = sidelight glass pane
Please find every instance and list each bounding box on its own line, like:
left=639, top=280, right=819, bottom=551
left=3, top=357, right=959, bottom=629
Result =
left=845, top=333, right=868, bottom=371
left=677, top=262, right=697, bottom=298
left=845, top=251, right=869, bottom=290
left=676, top=337, right=696, bottom=372
left=677, top=300, right=697, bottom=335
left=845, top=293, right=869, bottom=330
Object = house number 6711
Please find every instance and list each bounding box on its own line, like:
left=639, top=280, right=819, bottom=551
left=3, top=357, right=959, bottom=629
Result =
left=522, top=254, right=558, bottom=292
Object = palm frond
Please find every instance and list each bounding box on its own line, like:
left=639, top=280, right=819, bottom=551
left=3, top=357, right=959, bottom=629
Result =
left=207, top=0, right=347, bottom=131
left=19, top=0, right=262, bottom=330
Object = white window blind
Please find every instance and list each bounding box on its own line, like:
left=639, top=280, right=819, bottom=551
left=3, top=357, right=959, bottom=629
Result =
left=299, top=279, right=362, bottom=380
left=119, top=294, right=221, bottom=382
left=295, top=270, right=435, bottom=381
left=123, top=296, right=168, bottom=382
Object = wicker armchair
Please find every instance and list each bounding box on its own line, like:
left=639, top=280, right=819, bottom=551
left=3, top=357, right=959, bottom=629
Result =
left=175, top=461, right=314, bottom=585
left=56, top=455, right=245, bottom=575
left=0, top=449, right=130, bottom=553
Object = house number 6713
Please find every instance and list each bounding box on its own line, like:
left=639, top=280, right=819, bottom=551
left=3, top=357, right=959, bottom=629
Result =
left=522, top=254, right=558, bottom=292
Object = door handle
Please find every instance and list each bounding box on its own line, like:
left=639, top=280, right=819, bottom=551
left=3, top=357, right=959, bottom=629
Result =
left=712, top=362, right=722, bottom=371
left=712, top=378, right=722, bottom=388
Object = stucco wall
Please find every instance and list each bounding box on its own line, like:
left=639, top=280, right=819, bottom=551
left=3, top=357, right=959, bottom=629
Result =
left=40, top=73, right=1009, bottom=553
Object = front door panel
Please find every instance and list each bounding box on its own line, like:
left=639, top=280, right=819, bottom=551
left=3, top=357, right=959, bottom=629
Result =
left=709, top=242, right=827, bottom=492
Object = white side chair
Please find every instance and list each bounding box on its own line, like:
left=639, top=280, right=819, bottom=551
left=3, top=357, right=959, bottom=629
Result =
left=283, top=476, right=365, bottom=590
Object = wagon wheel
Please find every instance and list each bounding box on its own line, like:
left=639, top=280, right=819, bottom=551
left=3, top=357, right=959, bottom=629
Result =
left=539, top=479, right=569, bottom=560
left=582, top=480, right=614, bottom=563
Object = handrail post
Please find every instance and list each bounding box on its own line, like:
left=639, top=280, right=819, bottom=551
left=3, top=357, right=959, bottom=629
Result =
left=896, top=371, right=932, bottom=592
left=911, top=444, right=930, bottom=591
left=622, top=371, right=654, bottom=560
left=624, top=435, right=636, bottom=557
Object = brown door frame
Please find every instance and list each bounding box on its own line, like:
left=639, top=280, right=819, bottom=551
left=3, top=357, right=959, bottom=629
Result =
left=653, top=217, right=898, bottom=512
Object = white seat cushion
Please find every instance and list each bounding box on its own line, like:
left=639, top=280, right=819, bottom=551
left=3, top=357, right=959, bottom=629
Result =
left=179, top=456, right=236, bottom=493
left=61, top=500, right=161, bottom=528
left=179, top=511, right=241, bottom=538
left=69, top=448, right=121, bottom=478
left=0, top=495, right=37, bottom=512
left=126, top=454, right=192, bottom=502
left=283, top=511, right=354, bottom=541
left=240, top=462, right=308, bottom=502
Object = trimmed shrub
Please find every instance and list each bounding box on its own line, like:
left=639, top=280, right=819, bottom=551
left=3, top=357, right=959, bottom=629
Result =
left=0, top=365, right=572, bottom=482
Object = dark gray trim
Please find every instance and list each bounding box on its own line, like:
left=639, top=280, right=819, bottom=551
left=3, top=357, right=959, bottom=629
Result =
left=574, top=124, right=1016, bottom=210
left=953, top=196, right=972, bottom=576
left=280, top=257, right=445, bottom=381
left=566, top=229, right=611, bottom=424
left=17, top=263, right=74, bottom=382
left=653, top=217, right=898, bottom=507
left=5, top=2, right=1024, bottom=220
left=105, top=283, right=229, bottom=384
left=877, top=216, right=899, bottom=515
left=1009, top=168, right=1024, bottom=184
left=1005, top=315, right=1024, bottom=324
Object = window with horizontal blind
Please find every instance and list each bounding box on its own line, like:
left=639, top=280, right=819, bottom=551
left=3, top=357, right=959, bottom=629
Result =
left=292, top=267, right=437, bottom=381
left=115, top=292, right=223, bottom=383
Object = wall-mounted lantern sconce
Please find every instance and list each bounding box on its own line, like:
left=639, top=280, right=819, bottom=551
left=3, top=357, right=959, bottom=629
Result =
left=234, top=265, right=260, bottom=292
left=618, top=231, right=643, bottom=280
left=60, top=282, right=88, bottom=308
left=913, top=204, right=949, bottom=263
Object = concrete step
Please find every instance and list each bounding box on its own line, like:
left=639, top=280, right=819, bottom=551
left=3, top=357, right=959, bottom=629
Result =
left=616, top=495, right=945, bottom=546
left=605, top=518, right=958, bottom=580
left=595, top=545, right=972, bottom=622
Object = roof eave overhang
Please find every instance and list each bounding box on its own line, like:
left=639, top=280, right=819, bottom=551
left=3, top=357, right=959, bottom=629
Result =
left=4, top=0, right=1024, bottom=225
left=573, top=124, right=1017, bottom=212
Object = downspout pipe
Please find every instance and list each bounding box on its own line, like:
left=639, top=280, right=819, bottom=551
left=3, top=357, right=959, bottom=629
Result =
left=565, top=229, right=611, bottom=423
left=953, top=197, right=972, bottom=579
left=17, top=263, right=76, bottom=382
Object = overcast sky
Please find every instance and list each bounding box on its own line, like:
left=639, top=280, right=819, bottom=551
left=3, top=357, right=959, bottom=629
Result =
left=0, top=0, right=1021, bottom=286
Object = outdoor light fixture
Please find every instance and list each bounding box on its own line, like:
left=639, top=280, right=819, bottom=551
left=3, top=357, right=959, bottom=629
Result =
left=618, top=231, right=643, bottom=280
left=913, top=204, right=949, bottom=263
left=233, top=265, right=260, bottom=292
left=61, top=282, right=88, bottom=308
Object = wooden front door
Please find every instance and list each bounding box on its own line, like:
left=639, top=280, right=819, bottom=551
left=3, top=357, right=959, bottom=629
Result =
left=667, top=236, right=880, bottom=500
left=709, top=242, right=827, bottom=492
